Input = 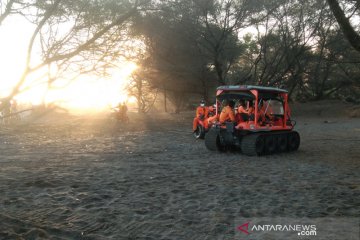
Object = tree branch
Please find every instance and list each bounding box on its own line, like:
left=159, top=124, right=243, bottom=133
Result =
left=0, top=0, right=15, bottom=25
left=327, top=0, right=360, bottom=52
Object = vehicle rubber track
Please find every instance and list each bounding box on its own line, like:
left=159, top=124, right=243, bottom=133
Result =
left=241, top=131, right=300, bottom=156
left=287, top=131, right=300, bottom=151
left=241, top=133, right=264, bottom=156
left=205, top=128, right=223, bottom=151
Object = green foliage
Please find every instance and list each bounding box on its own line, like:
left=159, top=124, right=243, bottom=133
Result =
left=128, top=0, right=360, bottom=110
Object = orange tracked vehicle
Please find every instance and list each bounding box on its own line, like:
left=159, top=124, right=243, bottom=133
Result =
left=205, top=85, right=300, bottom=156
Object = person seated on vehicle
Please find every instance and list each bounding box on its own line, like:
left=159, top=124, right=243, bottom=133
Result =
left=206, top=103, right=218, bottom=125
left=193, top=100, right=208, bottom=132
left=204, top=104, right=215, bottom=128
left=219, top=99, right=236, bottom=124
left=258, top=100, right=273, bottom=125
left=257, top=101, right=266, bottom=124
left=207, top=105, right=216, bottom=117
left=247, top=101, right=255, bottom=121
left=265, top=101, right=274, bottom=116
left=204, top=104, right=218, bottom=129
left=236, top=100, right=249, bottom=122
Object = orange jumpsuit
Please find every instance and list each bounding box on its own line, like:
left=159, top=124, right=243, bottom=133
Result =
left=237, top=106, right=248, bottom=114
left=219, top=106, right=235, bottom=123
left=204, top=107, right=216, bottom=129
left=236, top=105, right=248, bottom=122
left=246, top=106, right=255, bottom=121
left=258, top=107, right=266, bottom=123
left=193, top=106, right=208, bottom=131
left=207, top=114, right=218, bottom=126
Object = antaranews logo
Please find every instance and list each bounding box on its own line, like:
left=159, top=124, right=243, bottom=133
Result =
left=235, top=217, right=359, bottom=240
left=237, top=222, right=250, bottom=235
left=236, top=221, right=317, bottom=237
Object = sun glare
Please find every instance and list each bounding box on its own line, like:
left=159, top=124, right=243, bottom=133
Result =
left=0, top=16, right=138, bottom=113
left=2, top=60, right=138, bottom=113
left=44, top=62, right=137, bottom=113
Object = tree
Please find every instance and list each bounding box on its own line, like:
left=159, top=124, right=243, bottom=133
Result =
left=132, top=3, right=218, bottom=112
left=232, top=0, right=353, bottom=101
left=127, top=67, right=158, bottom=113
left=327, top=0, right=360, bottom=52
left=0, top=0, right=145, bottom=111
left=0, top=0, right=26, bottom=25
left=195, top=0, right=259, bottom=85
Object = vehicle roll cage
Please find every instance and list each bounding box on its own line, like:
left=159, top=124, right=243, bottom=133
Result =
left=215, top=85, right=290, bottom=128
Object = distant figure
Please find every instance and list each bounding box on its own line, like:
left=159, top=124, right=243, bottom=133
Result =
left=10, top=99, right=17, bottom=113
left=10, top=99, right=21, bottom=122
left=0, top=99, right=11, bottom=125
left=117, top=102, right=129, bottom=123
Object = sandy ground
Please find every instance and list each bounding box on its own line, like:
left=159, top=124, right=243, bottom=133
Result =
left=0, top=102, right=359, bottom=239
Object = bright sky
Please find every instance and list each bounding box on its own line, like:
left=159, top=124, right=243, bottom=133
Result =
left=0, top=15, right=137, bottom=113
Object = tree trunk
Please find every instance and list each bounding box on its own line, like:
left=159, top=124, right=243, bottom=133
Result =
left=327, top=0, right=360, bottom=52
left=137, top=78, right=143, bottom=113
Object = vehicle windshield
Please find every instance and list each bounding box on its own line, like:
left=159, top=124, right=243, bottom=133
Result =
left=261, top=99, right=284, bottom=115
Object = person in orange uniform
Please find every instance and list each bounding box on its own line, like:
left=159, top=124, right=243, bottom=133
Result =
left=206, top=104, right=218, bottom=127
left=237, top=101, right=248, bottom=114
left=207, top=105, right=216, bottom=117
left=257, top=101, right=266, bottom=124
left=203, top=104, right=216, bottom=129
left=236, top=100, right=248, bottom=122
left=247, top=101, right=255, bottom=121
left=258, top=100, right=273, bottom=124
left=193, top=100, right=208, bottom=132
left=219, top=100, right=236, bottom=124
